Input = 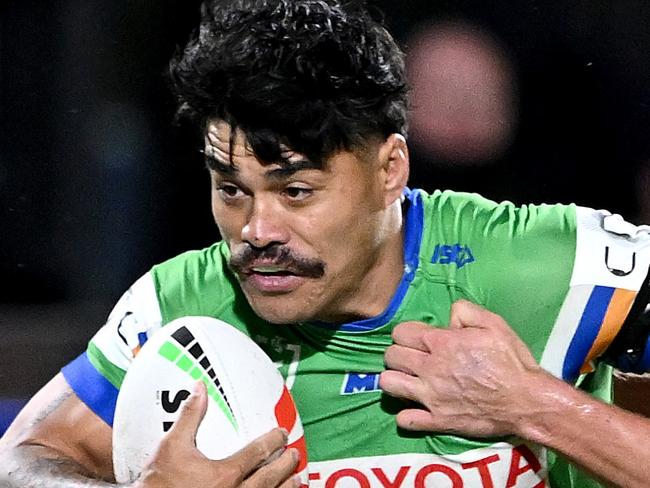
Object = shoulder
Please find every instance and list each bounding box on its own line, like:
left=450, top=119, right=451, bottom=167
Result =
left=92, top=241, right=236, bottom=366
left=414, top=189, right=578, bottom=277
left=149, top=241, right=243, bottom=322
left=151, top=241, right=232, bottom=298
left=152, top=241, right=229, bottom=281
left=418, top=188, right=577, bottom=238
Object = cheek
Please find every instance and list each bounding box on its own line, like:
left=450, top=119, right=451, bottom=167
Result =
left=211, top=200, right=242, bottom=242
left=304, top=210, right=377, bottom=270
left=211, top=194, right=219, bottom=224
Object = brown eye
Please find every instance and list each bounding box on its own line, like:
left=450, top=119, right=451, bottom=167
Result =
left=217, top=184, right=243, bottom=200
left=283, top=186, right=312, bottom=200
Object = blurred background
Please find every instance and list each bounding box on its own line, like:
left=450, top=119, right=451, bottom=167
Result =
left=1, top=0, right=649, bottom=434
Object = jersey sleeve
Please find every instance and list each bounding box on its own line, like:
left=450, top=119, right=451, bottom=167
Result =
left=61, top=272, right=163, bottom=426
left=475, top=203, right=650, bottom=382
left=538, top=208, right=650, bottom=379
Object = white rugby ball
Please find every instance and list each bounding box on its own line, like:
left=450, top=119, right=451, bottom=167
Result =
left=112, top=316, right=308, bottom=485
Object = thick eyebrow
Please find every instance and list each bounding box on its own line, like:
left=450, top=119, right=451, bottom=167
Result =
left=205, top=155, right=238, bottom=175
left=206, top=154, right=322, bottom=179
left=265, top=159, right=322, bottom=179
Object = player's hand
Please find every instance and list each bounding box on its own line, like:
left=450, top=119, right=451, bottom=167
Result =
left=132, top=382, right=301, bottom=488
left=380, top=300, right=549, bottom=438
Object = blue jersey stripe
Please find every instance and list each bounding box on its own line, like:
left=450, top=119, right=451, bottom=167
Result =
left=313, top=188, right=424, bottom=333
left=562, top=286, right=615, bottom=380
left=61, top=352, right=119, bottom=426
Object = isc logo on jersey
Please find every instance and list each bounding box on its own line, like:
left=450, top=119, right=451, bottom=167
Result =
left=307, top=443, right=547, bottom=488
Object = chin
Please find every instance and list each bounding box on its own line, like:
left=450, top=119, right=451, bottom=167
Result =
left=245, top=295, right=316, bottom=325
left=251, top=305, right=313, bottom=325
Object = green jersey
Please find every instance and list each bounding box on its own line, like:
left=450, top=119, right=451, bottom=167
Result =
left=63, top=188, right=650, bottom=488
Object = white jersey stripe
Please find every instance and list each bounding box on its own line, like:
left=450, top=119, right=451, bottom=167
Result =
left=540, top=285, right=594, bottom=378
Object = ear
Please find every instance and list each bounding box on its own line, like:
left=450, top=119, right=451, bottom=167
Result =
left=377, top=133, right=410, bottom=208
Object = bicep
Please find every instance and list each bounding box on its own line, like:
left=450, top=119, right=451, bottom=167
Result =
left=2, top=373, right=114, bottom=481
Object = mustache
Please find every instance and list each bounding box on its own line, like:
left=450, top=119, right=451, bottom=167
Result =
left=229, top=245, right=326, bottom=278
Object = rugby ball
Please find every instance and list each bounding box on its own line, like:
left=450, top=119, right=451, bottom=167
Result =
left=112, top=316, right=308, bottom=485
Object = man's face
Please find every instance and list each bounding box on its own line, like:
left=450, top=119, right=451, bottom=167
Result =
left=205, top=121, right=407, bottom=324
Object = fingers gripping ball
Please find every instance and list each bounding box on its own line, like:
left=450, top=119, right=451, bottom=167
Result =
left=112, top=316, right=308, bottom=485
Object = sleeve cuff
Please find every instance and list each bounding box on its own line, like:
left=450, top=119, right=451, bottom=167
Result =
left=61, top=352, right=119, bottom=426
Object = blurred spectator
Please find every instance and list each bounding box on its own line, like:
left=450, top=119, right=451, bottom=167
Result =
left=376, top=0, right=649, bottom=219
left=407, top=21, right=517, bottom=166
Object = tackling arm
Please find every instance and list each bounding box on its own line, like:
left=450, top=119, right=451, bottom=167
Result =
left=380, top=300, right=650, bottom=488
left=519, top=363, right=650, bottom=488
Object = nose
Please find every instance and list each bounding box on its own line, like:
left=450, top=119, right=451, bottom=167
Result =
left=241, top=197, right=290, bottom=248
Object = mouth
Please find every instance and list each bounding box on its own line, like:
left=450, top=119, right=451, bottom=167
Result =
left=229, top=246, right=326, bottom=294
left=241, top=264, right=307, bottom=293
left=249, top=265, right=297, bottom=276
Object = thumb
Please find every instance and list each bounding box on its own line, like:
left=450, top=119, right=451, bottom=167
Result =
left=448, top=300, right=508, bottom=332
left=167, top=381, right=208, bottom=445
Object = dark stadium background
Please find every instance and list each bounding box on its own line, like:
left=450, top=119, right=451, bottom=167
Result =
left=1, top=0, right=649, bottom=434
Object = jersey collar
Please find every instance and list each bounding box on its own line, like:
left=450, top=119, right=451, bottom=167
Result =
left=311, top=187, right=424, bottom=333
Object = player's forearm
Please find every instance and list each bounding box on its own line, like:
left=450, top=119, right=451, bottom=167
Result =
left=517, top=371, right=650, bottom=488
left=0, top=444, right=123, bottom=488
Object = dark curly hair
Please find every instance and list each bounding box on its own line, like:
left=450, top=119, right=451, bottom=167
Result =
left=169, top=0, right=408, bottom=165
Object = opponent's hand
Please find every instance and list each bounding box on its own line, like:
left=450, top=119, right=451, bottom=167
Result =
left=132, top=382, right=300, bottom=488
left=380, top=300, right=549, bottom=438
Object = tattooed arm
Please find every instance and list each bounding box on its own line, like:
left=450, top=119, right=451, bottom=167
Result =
left=0, top=374, right=300, bottom=488
left=0, top=374, right=117, bottom=487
